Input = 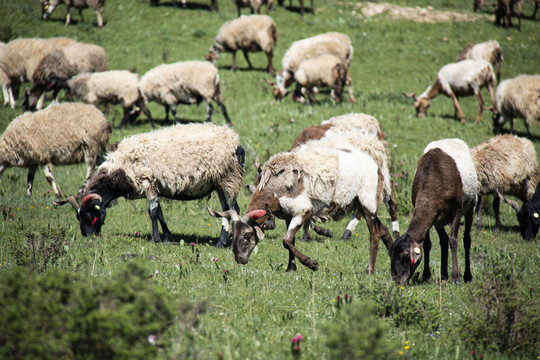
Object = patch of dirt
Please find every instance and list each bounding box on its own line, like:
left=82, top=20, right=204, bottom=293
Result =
left=355, top=2, right=487, bottom=23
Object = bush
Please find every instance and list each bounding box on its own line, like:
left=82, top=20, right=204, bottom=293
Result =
left=0, top=262, right=203, bottom=359
left=322, top=300, right=399, bottom=360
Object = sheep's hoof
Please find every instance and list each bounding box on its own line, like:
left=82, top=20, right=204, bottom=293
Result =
left=341, top=230, right=352, bottom=240
left=306, top=259, right=318, bottom=271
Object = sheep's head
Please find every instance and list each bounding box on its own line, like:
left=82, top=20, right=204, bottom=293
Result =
left=390, top=234, right=422, bottom=285
left=207, top=207, right=274, bottom=264
left=492, top=111, right=505, bottom=132
left=404, top=92, right=430, bottom=118
left=205, top=51, right=218, bottom=64
left=517, top=203, right=540, bottom=241
left=77, top=193, right=106, bottom=236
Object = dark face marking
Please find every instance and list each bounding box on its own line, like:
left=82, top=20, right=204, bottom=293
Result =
left=78, top=199, right=106, bottom=236
left=390, top=234, right=421, bottom=284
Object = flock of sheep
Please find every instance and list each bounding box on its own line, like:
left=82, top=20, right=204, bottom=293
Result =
left=1, top=1, right=540, bottom=284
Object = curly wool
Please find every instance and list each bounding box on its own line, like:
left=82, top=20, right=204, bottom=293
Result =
left=496, top=75, right=540, bottom=127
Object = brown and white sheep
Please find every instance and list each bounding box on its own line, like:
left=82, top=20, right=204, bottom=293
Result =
left=23, top=42, right=108, bottom=111
left=205, top=15, right=277, bottom=73
left=41, top=0, right=105, bottom=28
left=390, top=138, right=477, bottom=285
left=492, top=74, right=540, bottom=137
left=405, top=59, right=496, bottom=123
left=0, top=103, right=111, bottom=198
left=471, top=134, right=539, bottom=230
left=57, top=123, right=244, bottom=245
left=456, top=40, right=503, bottom=83
left=67, top=70, right=153, bottom=129
left=232, top=0, right=273, bottom=16
left=138, top=61, right=231, bottom=125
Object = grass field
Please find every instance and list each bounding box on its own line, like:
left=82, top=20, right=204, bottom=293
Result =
left=1, top=0, right=539, bottom=358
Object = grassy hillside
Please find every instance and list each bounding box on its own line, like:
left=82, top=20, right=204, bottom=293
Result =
left=0, top=0, right=539, bottom=358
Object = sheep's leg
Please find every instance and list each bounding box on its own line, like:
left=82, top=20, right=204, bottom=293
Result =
left=8, top=87, right=15, bottom=109
left=139, top=101, right=154, bottom=128
left=385, top=182, right=400, bottom=238
left=474, top=90, right=485, bottom=123
left=493, top=195, right=503, bottom=230
left=487, top=81, right=497, bottom=112
left=463, top=204, right=474, bottom=282
left=0, top=164, right=6, bottom=179
left=284, top=219, right=297, bottom=271
left=26, top=165, right=38, bottom=197
left=65, top=9, right=72, bottom=26
left=216, top=100, right=232, bottom=125
left=449, top=210, right=463, bottom=283
left=2, top=85, right=9, bottom=107
left=475, top=196, right=483, bottom=231
left=422, top=231, right=432, bottom=282
left=312, top=224, right=332, bottom=237
left=148, top=198, right=171, bottom=243
left=164, top=105, right=170, bottom=123
left=515, top=0, right=522, bottom=31
left=215, top=189, right=232, bottom=248
left=205, top=101, right=214, bottom=122
left=435, top=226, right=449, bottom=280
left=449, top=92, right=466, bottom=122
left=523, top=117, right=532, bottom=138
left=301, top=222, right=312, bottom=242
left=96, top=9, right=103, bottom=28
left=266, top=50, right=274, bottom=73
left=36, top=93, right=45, bottom=110
left=170, top=105, right=179, bottom=123
left=363, top=211, right=381, bottom=274
left=116, top=107, right=132, bottom=129
left=341, top=214, right=360, bottom=240
left=43, top=164, right=63, bottom=198
left=242, top=50, right=253, bottom=70
left=283, top=214, right=318, bottom=271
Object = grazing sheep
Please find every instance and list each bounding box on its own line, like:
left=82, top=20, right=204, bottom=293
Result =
left=390, top=139, right=477, bottom=285
left=272, top=32, right=354, bottom=103
left=492, top=74, right=540, bottom=137
left=150, top=0, right=218, bottom=11
left=495, top=0, right=522, bottom=31
left=205, top=15, right=277, bottom=73
left=67, top=70, right=153, bottom=129
left=139, top=61, right=231, bottom=125
left=471, top=135, right=539, bottom=231
left=57, top=123, right=244, bottom=245
left=456, top=40, right=503, bottom=83
left=209, top=144, right=393, bottom=274
left=0, top=103, right=111, bottom=198
left=23, top=42, right=108, bottom=111
left=405, top=59, right=496, bottom=123
left=0, top=37, right=75, bottom=109
left=232, top=0, right=273, bottom=16
left=41, top=0, right=105, bottom=28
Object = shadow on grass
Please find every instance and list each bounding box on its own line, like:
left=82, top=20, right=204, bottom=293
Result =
left=217, top=65, right=271, bottom=73
left=152, top=1, right=216, bottom=11
left=495, top=127, right=540, bottom=142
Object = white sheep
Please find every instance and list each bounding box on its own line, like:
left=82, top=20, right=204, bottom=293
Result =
left=0, top=37, right=75, bottom=109
left=58, top=123, right=244, bottom=246
left=492, top=74, right=540, bottom=137
left=41, top=0, right=106, bottom=28
left=456, top=40, right=503, bottom=83
left=0, top=103, right=111, bottom=198
left=206, top=15, right=277, bottom=73
left=139, top=60, right=231, bottom=125
left=471, top=134, right=539, bottom=231
left=24, top=42, right=108, bottom=111
left=405, top=59, right=496, bottom=123
left=67, top=70, right=153, bottom=129
left=232, top=0, right=273, bottom=16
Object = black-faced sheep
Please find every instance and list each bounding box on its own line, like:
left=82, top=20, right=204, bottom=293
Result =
left=390, top=139, right=477, bottom=285
left=206, top=15, right=277, bottom=73
left=209, top=144, right=393, bottom=274
left=41, top=0, right=106, bottom=28
left=23, top=42, right=108, bottom=111
left=67, top=70, right=153, bottom=129
left=150, top=0, right=218, bottom=11
left=471, top=135, right=539, bottom=231
left=516, top=180, right=540, bottom=240
left=492, top=74, right=540, bottom=137
left=57, top=123, right=244, bottom=245
left=456, top=40, right=503, bottom=83
left=138, top=61, right=231, bottom=125
left=405, top=59, right=496, bottom=123
left=232, top=0, right=273, bottom=16
left=0, top=103, right=111, bottom=198
left=0, top=37, right=75, bottom=109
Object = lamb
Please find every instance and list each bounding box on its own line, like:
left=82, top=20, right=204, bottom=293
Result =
left=471, top=135, right=539, bottom=231
left=41, top=0, right=106, bottom=28
left=0, top=37, right=75, bottom=109
left=208, top=144, right=394, bottom=274
left=272, top=32, right=355, bottom=103
left=138, top=61, right=231, bottom=125
left=56, top=123, right=245, bottom=246
left=0, top=103, right=111, bottom=198
left=404, top=59, right=497, bottom=123
left=456, top=40, right=503, bottom=83
left=492, top=74, right=540, bottom=138
left=390, top=138, right=477, bottom=285
left=66, top=70, right=153, bottom=129
left=150, top=0, right=218, bottom=11
left=23, top=42, right=108, bottom=111
left=232, top=0, right=273, bottom=16
left=205, top=15, right=277, bottom=73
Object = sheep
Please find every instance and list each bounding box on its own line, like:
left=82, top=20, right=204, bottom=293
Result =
left=456, top=40, right=503, bottom=83
left=232, top=0, right=273, bottom=16
left=41, top=0, right=105, bottom=28
left=390, top=138, right=477, bottom=285
left=149, top=0, right=218, bottom=11
left=0, top=37, right=75, bottom=109
left=205, top=15, right=277, bottom=73
left=23, top=42, right=108, bottom=111
left=208, top=144, right=394, bottom=274
left=66, top=70, right=153, bottom=129
left=0, top=103, right=111, bottom=198
left=138, top=61, right=231, bottom=125
left=56, top=123, right=244, bottom=246
left=404, top=59, right=496, bottom=123
left=277, top=0, right=313, bottom=16
left=495, top=0, right=522, bottom=31
left=271, top=32, right=355, bottom=103
left=516, top=180, right=540, bottom=240
left=492, top=74, right=540, bottom=138
left=471, top=135, right=539, bottom=231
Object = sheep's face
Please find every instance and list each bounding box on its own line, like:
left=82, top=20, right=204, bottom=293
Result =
left=77, top=194, right=107, bottom=237
left=414, top=97, right=430, bottom=118
left=492, top=112, right=505, bottom=132
left=205, top=51, right=217, bottom=64
left=517, top=204, right=540, bottom=241
left=231, top=221, right=264, bottom=264
left=390, top=234, right=422, bottom=285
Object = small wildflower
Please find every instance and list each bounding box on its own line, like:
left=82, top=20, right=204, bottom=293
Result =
left=404, top=345, right=410, bottom=350
left=147, top=335, right=157, bottom=345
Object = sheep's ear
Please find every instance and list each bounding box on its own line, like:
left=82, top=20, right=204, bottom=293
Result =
left=53, top=195, right=80, bottom=212
left=409, top=242, right=422, bottom=266
left=207, top=207, right=240, bottom=222
left=403, top=92, right=417, bottom=101
left=254, top=225, right=265, bottom=241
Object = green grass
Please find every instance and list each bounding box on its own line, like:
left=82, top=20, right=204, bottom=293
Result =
left=1, top=0, right=540, bottom=358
